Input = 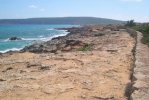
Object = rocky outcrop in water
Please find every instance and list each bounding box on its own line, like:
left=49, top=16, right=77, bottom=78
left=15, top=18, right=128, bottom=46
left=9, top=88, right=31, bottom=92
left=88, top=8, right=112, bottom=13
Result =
left=9, top=37, right=22, bottom=41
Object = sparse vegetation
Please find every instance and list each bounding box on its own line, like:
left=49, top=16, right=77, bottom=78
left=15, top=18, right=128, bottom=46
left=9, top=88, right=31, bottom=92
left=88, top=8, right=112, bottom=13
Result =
left=133, top=23, right=149, bottom=46
left=125, top=20, right=149, bottom=46
left=78, top=43, right=93, bottom=51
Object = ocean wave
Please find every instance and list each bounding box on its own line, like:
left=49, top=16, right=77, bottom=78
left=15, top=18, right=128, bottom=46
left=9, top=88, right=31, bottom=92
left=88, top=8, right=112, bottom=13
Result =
left=46, top=28, right=54, bottom=31
left=22, top=38, right=39, bottom=41
left=3, top=38, right=22, bottom=42
left=3, top=38, right=10, bottom=42
left=1, top=29, right=69, bottom=42
left=38, top=35, right=44, bottom=38
left=1, top=38, right=37, bottom=42
left=0, top=48, right=23, bottom=53
left=42, top=34, right=65, bottom=41
left=42, top=31, right=69, bottom=41
left=22, top=37, right=49, bottom=41
left=22, top=29, right=69, bottom=41
left=21, top=30, right=69, bottom=42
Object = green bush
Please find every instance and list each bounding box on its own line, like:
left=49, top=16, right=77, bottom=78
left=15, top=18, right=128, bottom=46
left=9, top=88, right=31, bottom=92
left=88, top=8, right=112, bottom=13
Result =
left=142, top=33, right=149, bottom=45
left=78, top=43, right=93, bottom=51
left=132, top=23, right=149, bottom=46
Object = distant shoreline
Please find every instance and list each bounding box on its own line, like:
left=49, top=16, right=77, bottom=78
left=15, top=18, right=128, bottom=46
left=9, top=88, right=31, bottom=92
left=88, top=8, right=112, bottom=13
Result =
left=0, top=17, right=125, bottom=25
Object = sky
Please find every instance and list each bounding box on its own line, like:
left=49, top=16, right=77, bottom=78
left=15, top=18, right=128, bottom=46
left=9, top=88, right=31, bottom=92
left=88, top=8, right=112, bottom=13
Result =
left=0, top=0, right=148, bottom=22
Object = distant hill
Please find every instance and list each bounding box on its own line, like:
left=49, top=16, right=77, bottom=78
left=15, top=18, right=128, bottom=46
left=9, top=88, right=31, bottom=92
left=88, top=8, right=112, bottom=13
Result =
left=0, top=17, right=125, bottom=25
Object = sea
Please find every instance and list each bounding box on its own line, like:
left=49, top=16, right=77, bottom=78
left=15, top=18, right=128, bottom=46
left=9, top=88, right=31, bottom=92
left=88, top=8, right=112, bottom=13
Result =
left=0, top=24, right=79, bottom=53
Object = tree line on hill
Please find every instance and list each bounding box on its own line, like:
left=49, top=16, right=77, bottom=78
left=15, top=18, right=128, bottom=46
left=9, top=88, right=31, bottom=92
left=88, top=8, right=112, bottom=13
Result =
left=0, top=17, right=124, bottom=25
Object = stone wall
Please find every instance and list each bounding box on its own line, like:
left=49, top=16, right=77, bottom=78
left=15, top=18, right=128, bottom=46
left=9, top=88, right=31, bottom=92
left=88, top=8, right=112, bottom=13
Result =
left=132, top=32, right=149, bottom=100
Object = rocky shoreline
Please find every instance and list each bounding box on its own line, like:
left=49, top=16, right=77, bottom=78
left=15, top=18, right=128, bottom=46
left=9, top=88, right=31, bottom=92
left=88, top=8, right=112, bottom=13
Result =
left=0, top=25, right=126, bottom=54
left=21, top=25, right=126, bottom=53
left=0, top=25, right=138, bottom=100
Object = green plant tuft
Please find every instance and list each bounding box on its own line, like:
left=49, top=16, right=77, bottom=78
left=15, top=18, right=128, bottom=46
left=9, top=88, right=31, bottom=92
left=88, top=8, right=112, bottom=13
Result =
left=78, top=43, right=93, bottom=51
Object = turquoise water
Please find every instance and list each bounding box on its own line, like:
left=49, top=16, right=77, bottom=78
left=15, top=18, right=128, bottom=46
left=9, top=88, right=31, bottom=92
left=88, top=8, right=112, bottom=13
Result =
left=0, top=24, right=78, bottom=53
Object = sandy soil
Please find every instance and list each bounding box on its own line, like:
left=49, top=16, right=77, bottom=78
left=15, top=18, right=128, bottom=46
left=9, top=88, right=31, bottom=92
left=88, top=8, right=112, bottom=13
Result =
left=0, top=30, right=135, bottom=100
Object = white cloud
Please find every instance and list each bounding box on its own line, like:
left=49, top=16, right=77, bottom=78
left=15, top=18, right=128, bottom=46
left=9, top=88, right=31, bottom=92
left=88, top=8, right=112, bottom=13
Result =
left=29, top=5, right=38, bottom=9
left=28, top=5, right=46, bottom=12
left=121, top=0, right=143, bottom=2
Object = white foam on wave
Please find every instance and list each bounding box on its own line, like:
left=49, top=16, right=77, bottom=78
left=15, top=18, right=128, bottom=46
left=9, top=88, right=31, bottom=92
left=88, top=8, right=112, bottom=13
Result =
left=39, top=35, right=44, bottom=38
left=0, top=48, right=23, bottom=53
left=22, top=38, right=39, bottom=41
left=22, top=37, right=48, bottom=41
left=41, top=30, right=69, bottom=41
left=46, top=28, right=54, bottom=31
left=3, top=38, right=10, bottom=42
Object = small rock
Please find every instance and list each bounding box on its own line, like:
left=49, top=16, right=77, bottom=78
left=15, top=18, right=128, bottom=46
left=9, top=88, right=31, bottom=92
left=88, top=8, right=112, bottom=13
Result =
left=39, top=65, right=50, bottom=71
left=62, top=46, right=72, bottom=51
left=27, top=63, right=41, bottom=68
left=2, top=67, right=13, bottom=72
left=42, top=83, right=74, bottom=94
left=0, top=79, right=6, bottom=81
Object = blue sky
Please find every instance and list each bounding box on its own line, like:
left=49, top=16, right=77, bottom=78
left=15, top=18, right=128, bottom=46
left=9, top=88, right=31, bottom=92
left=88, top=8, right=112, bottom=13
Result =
left=0, top=0, right=148, bottom=22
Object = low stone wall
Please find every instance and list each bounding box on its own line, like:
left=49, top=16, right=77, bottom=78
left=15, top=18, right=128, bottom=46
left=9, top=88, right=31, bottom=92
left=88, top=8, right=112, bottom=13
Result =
left=132, top=32, right=149, bottom=100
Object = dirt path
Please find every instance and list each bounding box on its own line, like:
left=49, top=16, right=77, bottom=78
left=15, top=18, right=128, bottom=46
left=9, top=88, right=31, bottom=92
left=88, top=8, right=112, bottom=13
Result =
left=0, top=29, right=135, bottom=100
left=132, top=32, right=149, bottom=100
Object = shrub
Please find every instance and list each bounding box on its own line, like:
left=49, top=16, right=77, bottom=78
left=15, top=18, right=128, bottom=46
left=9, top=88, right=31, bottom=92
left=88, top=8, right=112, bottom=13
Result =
left=136, top=24, right=149, bottom=46
left=125, top=20, right=136, bottom=27
left=142, top=33, right=149, bottom=46
left=129, top=23, right=149, bottom=46
left=78, top=43, right=93, bottom=51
